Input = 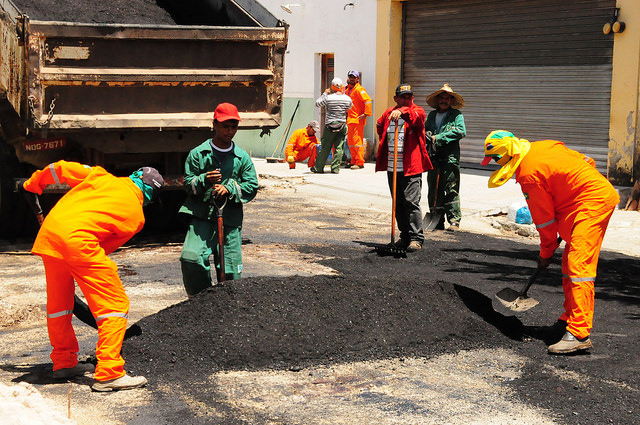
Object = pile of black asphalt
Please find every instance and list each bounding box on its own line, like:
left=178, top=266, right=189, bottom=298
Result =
left=12, top=0, right=177, bottom=24
left=124, top=231, right=640, bottom=425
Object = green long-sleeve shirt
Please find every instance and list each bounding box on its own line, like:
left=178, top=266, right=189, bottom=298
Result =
left=179, top=139, right=258, bottom=227
left=425, top=108, right=466, bottom=164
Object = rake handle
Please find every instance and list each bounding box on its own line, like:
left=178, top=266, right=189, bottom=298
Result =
left=391, top=124, right=399, bottom=245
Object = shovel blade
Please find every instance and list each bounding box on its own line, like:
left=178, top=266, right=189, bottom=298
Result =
left=423, top=211, right=443, bottom=231
left=495, top=287, right=539, bottom=312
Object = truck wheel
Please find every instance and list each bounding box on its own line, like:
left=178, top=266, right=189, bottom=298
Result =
left=0, top=141, right=34, bottom=238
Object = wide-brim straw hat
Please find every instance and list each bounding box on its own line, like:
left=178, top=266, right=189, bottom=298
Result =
left=426, top=83, right=465, bottom=109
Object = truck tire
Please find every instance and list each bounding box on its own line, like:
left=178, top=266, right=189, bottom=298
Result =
left=0, top=139, right=36, bottom=238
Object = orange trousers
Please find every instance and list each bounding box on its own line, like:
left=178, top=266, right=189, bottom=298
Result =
left=288, top=144, right=317, bottom=169
left=559, top=207, right=614, bottom=339
left=42, top=254, right=129, bottom=381
left=347, top=122, right=365, bottom=167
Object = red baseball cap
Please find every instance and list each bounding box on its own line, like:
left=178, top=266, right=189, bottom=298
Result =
left=213, top=103, right=241, bottom=122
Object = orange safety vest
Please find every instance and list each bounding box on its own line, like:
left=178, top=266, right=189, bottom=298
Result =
left=285, top=128, right=318, bottom=157
left=24, top=161, right=145, bottom=260
left=345, top=82, right=372, bottom=125
left=516, top=141, right=619, bottom=258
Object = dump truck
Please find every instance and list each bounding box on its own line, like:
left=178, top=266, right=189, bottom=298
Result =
left=0, top=0, right=287, bottom=236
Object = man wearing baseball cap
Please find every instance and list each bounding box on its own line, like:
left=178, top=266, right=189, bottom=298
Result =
left=344, top=70, right=372, bottom=169
left=179, top=102, right=259, bottom=295
left=20, top=160, right=164, bottom=391
left=375, top=84, right=432, bottom=252
left=284, top=120, right=320, bottom=169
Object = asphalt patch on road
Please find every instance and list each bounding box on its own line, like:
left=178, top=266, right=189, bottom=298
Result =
left=122, top=231, right=640, bottom=424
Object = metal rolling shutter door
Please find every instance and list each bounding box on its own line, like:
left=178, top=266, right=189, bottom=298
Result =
left=403, top=0, right=615, bottom=173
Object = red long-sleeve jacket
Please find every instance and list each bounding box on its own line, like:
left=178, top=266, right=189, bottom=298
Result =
left=375, top=102, right=432, bottom=176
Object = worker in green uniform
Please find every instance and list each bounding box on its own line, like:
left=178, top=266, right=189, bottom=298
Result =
left=424, top=83, right=467, bottom=231
left=179, top=102, right=259, bottom=295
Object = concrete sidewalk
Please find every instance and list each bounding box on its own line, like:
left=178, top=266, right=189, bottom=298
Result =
left=253, top=158, right=640, bottom=257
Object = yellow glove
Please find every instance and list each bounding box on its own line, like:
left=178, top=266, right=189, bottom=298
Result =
left=287, top=155, right=295, bottom=164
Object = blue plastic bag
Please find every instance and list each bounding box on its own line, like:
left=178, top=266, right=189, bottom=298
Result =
left=515, top=206, right=533, bottom=224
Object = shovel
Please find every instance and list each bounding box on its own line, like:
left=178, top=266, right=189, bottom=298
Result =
left=495, top=237, right=562, bottom=312
left=495, top=266, right=542, bottom=312
left=375, top=124, right=407, bottom=258
left=212, top=196, right=228, bottom=283
left=423, top=169, right=443, bottom=231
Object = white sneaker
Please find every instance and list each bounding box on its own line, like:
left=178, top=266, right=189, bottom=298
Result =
left=92, top=374, right=147, bottom=392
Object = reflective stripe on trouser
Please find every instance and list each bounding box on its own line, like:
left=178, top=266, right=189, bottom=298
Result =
left=427, top=163, right=461, bottom=224
left=347, top=122, right=365, bottom=166
left=42, top=254, right=129, bottom=381
left=558, top=207, right=614, bottom=339
left=387, top=172, right=424, bottom=244
left=314, top=124, right=346, bottom=172
left=180, top=216, right=243, bottom=295
left=290, top=144, right=318, bottom=169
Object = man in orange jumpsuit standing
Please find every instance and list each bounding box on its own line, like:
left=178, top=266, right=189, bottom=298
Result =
left=344, top=70, right=372, bottom=169
left=20, top=161, right=163, bottom=390
left=481, top=130, right=619, bottom=354
left=285, top=120, right=320, bottom=169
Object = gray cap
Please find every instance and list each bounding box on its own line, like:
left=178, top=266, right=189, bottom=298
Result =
left=308, top=120, right=320, bottom=132
left=139, top=166, right=164, bottom=190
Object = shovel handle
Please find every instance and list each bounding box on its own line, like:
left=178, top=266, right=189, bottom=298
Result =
left=520, top=236, right=563, bottom=297
left=391, top=124, right=399, bottom=244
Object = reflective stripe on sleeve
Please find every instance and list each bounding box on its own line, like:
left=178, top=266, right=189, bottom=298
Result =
left=49, top=163, right=61, bottom=184
left=95, top=312, right=128, bottom=322
left=536, top=218, right=556, bottom=229
left=47, top=309, right=73, bottom=319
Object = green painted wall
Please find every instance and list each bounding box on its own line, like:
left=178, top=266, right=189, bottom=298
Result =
left=233, top=97, right=315, bottom=158
left=234, top=97, right=377, bottom=160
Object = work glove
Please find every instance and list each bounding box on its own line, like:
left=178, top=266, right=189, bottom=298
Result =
left=16, top=178, right=45, bottom=225
left=287, top=155, right=295, bottom=164
left=425, top=131, right=436, bottom=157
left=537, top=255, right=553, bottom=269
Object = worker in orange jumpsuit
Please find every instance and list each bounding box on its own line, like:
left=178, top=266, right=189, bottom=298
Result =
left=285, top=120, right=320, bottom=169
left=481, top=130, right=619, bottom=354
left=344, top=70, right=372, bottom=169
left=20, top=161, right=163, bottom=391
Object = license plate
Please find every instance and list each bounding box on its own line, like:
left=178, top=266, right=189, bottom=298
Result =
left=23, top=137, right=66, bottom=152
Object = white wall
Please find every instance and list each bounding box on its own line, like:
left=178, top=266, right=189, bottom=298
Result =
left=258, top=0, right=377, bottom=118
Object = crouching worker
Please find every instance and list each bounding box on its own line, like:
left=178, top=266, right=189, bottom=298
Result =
left=285, top=121, right=320, bottom=169
left=481, top=130, right=619, bottom=354
left=179, top=102, right=259, bottom=295
left=20, top=161, right=163, bottom=391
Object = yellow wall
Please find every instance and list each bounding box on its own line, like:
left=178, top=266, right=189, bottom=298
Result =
left=609, top=0, right=640, bottom=185
left=374, top=0, right=404, bottom=126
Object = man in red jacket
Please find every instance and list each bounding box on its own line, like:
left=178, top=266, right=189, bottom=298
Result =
left=375, top=84, right=432, bottom=251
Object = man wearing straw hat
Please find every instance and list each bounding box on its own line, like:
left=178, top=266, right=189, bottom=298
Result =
left=424, top=83, right=467, bottom=231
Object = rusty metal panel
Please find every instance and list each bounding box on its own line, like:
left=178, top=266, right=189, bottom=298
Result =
left=25, top=22, right=287, bottom=130
left=0, top=1, right=27, bottom=136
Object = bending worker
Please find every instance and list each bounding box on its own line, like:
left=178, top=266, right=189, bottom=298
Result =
left=20, top=161, right=163, bottom=391
left=285, top=120, right=320, bottom=169
left=481, top=130, right=619, bottom=354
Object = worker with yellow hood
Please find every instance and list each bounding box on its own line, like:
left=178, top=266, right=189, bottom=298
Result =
left=481, top=130, right=619, bottom=354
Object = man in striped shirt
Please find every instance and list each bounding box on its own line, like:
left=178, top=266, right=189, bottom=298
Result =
left=312, top=77, right=353, bottom=174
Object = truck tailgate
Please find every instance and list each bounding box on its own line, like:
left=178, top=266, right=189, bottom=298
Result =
left=26, top=21, right=286, bottom=130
